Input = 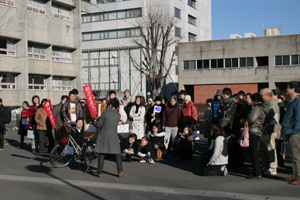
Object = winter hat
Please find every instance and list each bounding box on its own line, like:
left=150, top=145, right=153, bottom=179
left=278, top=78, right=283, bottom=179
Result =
left=148, top=98, right=153, bottom=103
left=184, top=95, right=191, bottom=101
left=137, top=92, right=144, bottom=97
left=154, top=96, right=162, bottom=102
left=215, top=89, right=223, bottom=96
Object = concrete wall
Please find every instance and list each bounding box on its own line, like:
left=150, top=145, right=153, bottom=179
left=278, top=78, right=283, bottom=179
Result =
left=178, top=34, right=300, bottom=102
left=0, top=0, right=82, bottom=107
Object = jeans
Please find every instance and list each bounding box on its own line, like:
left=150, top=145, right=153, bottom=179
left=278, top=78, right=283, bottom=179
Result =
left=0, top=130, right=4, bottom=149
left=164, top=127, right=178, bottom=149
left=249, top=133, right=261, bottom=176
left=98, top=154, right=123, bottom=175
left=288, top=135, right=300, bottom=179
left=37, top=130, right=47, bottom=153
left=121, top=148, right=134, bottom=159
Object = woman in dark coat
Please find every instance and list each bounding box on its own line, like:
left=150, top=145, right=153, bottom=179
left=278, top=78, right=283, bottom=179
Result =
left=94, top=99, right=127, bottom=178
left=233, top=95, right=248, bottom=138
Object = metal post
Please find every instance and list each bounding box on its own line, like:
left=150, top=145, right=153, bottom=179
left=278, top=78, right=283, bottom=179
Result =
left=88, top=51, right=91, bottom=85
left=140, top=48, right=142, bottom=93
left=129, top=49, right=131, bottom=92
left=118, top=49, right=121, bottom=91
left=109, top=50, right=111, bottom=91
left=98, top=51, right=101, bottom=91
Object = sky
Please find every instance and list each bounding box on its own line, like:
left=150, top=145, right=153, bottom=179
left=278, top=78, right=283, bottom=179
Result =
left=211, top=0, right=300, bottom=40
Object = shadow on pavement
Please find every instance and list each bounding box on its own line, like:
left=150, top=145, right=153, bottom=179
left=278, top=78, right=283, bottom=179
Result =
left=26, top=164, right=105, bottom=200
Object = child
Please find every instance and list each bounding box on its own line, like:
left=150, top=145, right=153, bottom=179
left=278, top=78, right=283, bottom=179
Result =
left=138, top=137, right=156, bottom=164
left=172, top=126, right=195, bottom=160
left=120, top=133, right=138, bottom=162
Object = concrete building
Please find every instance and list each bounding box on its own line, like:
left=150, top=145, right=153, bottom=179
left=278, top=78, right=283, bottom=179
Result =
left=81, top=0, right=211, bottom=99
left=178, top=34, right=300, bottom=107
left=0, top=0, right=86, bottom=107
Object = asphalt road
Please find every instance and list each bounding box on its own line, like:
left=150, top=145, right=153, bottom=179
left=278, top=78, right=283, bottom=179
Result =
left=0, top=122, right=299, bottom=200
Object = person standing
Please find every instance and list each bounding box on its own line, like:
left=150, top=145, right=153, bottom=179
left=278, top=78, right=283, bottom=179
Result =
left=246, top=93, right=253, bottom=113
left=129, top=96, right=146, bottom=140
left=0, top=99, right=11, bottom=150
left=121, top=89, right=134, bottom=115
left=53, top=95, right=68, bottom=131
left=260, top=88, right=280, bottom=175
left=233, top=95, right=248, bottom=138
left=178, top=90, right=187, bottom=109
left=18, top=101, right=30, bottom=148
left=147, top=96, right=165, bottom=128
left=94, top=99, right=127, bottom=178
left=281, top=82, right=300, bottom=185
left=204, top=98, right=213, bottom=145
left=162, top=95, right=181, bottom=149
left=29, top=95, right=40, bottom=153
left=35, top=99, right=49, bottom=154
left=243, top=93, right=266, bottom=179
left=181, top=95, right=198, bottom=131
left=61, top=90, right=83, bottom=125
left=211, top=89, right=223, bottom=125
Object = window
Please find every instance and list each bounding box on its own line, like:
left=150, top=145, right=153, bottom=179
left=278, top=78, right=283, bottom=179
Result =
left=0, top=73, right=16, bottom=90
left=175, top=7, right=181, bottom=19
left=52, top=48, right=72, bottom=63
left=240, top=58, right=246, bottom=67
left=28, top=44, right=46, bottom=60
left=275, top=56, right=282, bottom=66
left=175, top=65, right=178, bottom=75
left=188, top=33, right=196, bottom=42
left=97, top=0, right=130, bottom=4
left=225, top=58, right=231, bottom=68
left=188, top=15, right=196, bottom=26
left=197, top=60, right=203, bottom=69
left=82, top=8, right=142, bottom=23
left=217, top=59, right=224, bottom=68
left=184, top=61, right=189, bottom=70
left=53, top=77, right=72, bottom=91
left=188, top=0, right=196, bottom=8
left=292, top=55, right=299, bottom=65
left=256, top=56, right=268, bottom=66
left=27, top=0, right=46, bottom=14
left=82, top=53, right=89, bottom=67
left=90, top=52, right=99, bottom=66
left=247, top=57, right=253, bottom=67
left=203, top=60, right=209, bottom=69
left=0, top=39, right=16, bottom=56
left=232, top=58, right=238, bottom=67
left=0, top=0, right=14, bottom=7
left=184, top=61, right=196, bottom=70
left=175, top=46, right=178, bottom=56
left=175, top=27, right=181, bottom=37
left=28, top=75, right=47, bottom=90
left=52, top=4, right=71, bottom=21
left=211, top=59, right=217, bottom=69
left=82, top=28, right=141, bottom=41
left=283, top=55, right=290, bottom=65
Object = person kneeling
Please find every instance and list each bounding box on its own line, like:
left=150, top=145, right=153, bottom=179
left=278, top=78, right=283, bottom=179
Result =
left=138, top=137, right=156, bottom=164
left=120, top=133, right=138, bottom=162
left=172, top=126, right=195, bottom=160
left=203, top=124, right=228, bottom=176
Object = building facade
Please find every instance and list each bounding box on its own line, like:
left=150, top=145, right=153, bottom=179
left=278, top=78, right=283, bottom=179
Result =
left=81, top=0, right=211, bottom=99
left=178, top=34, right=300, bottom=106
left=0, top=0, right=85, bottom=107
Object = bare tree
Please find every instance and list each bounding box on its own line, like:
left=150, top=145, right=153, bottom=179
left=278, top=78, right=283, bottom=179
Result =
left=127, top=3, right=181, bottom=99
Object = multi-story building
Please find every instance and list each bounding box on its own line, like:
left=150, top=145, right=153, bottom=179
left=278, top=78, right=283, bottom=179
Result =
left=81, top=0, right=211, bottom=99
left=0, top=0, right=86, bottom=107
left=178, top=33, right=300, bottom=107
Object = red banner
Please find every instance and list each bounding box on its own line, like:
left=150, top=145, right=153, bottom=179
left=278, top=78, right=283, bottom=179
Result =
left=83, top=84, right=98, bottom=118
left=43, top=99, right=57, bottom=129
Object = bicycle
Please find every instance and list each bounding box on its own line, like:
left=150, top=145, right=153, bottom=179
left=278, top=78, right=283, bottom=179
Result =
left=50, top=129, right=98, bottom=173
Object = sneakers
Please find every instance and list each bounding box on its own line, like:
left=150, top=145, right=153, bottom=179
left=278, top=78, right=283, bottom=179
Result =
left=118, top=173, right=127, bottom=178
left=139, top=159, right=146, bottom=163
left=149, top=158, right=155, bottom=164
left=220, top=165, right=228, bottom=176
left=263, top=169, right=277, bottom=175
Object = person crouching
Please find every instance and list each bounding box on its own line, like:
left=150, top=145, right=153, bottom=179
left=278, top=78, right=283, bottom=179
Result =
left=120, top=133, right=138, bottom=162
left=138, top=137, right=156, bottom=164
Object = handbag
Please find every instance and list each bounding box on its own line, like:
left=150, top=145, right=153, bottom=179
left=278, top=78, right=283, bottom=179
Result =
left=22, top=118, right=29, bottom=125
left=157, top=142, right=168, bottom=158
left=157, top=149, right=162, bottom=159
left=239, top=121, right=249, bottom=147
left=27, top=130, right=34, bottom=139
left=219, top=111, right=231, bottom=128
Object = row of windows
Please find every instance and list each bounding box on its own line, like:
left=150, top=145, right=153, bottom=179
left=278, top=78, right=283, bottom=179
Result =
left=96, top=0, right=130, bottom=4
left=82, top=28, right=141, bottom=41
left=184, top=57, right=254, bottom=70
left=0, top=73, right=72, bottom=91
left=82, top=8, right=142, bottom=23
left=275, top=55, right=300, bottom=66
left=1, top=39, right=73, bottom=63
left=0, top=0, right=14, bottom=6
left=27, top=0, right=45, bottom=14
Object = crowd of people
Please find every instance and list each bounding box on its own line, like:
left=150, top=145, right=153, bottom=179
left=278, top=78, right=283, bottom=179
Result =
left=0, top=81, right=299, bottom=183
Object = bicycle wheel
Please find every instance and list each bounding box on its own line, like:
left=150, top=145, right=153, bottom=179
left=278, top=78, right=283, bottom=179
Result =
left=84, top=142, right=98, bottom=173
left=50, top=144, right=74, bottom=168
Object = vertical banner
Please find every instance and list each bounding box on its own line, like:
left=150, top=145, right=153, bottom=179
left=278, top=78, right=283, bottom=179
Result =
left=83, top=84, right=98, bottom=119
left=43, top=99, right=57, bottom=129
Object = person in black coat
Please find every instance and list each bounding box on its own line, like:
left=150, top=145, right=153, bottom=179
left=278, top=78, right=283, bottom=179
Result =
left=0, top=99, right=11, bottom=150
left=146, top=96, right=165, bottom=130
left=120, top=133, right=138, bottom=162
left=71, top=118, right=84, bottom=147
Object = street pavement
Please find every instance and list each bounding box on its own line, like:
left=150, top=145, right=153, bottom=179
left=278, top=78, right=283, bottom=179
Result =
left=0, top=121, right=299, bottom=200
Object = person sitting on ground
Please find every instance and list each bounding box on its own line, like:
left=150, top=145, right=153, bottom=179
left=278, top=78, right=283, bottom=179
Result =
left=172, top=126, right=195, bottom=160
left=71, top=118, right=84, bottom=147
left=120, top=133, right=138, bottom=162
left=148, top=122, right=167, bottom=152
left=203, top=124, right=228, bottom=176
left=138, top=136, right=156, bottom=164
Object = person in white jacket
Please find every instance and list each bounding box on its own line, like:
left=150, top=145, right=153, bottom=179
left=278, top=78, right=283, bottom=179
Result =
left=129, top=96, right=146, bottom=140
left=203, top=124, right=228, bottom=176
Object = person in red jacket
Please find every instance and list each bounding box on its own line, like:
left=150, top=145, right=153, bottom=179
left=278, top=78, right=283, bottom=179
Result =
left=181, top=95, right=198, bottom=131
left=18, top=101, right=30, bottom=148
